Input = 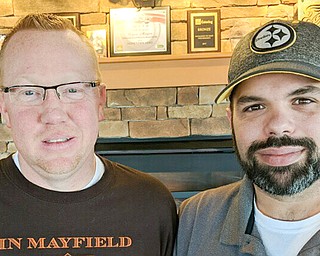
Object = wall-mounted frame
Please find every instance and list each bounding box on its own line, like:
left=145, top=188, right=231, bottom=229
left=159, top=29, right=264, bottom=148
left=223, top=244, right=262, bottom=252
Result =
left=56, top=13, right=80, bottom=29
left=86, top=29, right=108, bottom=57
left=187, top=10, right=221, bottom=53
left=298, top=0, right=320, bottom=25
left=110, top=6, right=171, bottom=57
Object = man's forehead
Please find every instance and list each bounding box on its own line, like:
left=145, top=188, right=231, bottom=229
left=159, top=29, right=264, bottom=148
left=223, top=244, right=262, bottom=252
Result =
left=232, top=73, right=320, bottom=97
left=6, top=29, right=83, bottom=50
left=2, top=30, right=97, bottom=86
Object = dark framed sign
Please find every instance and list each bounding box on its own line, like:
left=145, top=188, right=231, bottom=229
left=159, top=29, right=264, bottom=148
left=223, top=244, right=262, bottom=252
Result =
left=187, top=10, right=221, bottom=53
left=110, top=6, right=171, bottom=57
left=56, top=13, right=80, bottom=29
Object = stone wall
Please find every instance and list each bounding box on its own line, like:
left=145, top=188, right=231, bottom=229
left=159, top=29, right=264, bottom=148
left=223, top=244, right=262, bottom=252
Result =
left=0, top=0, right=298, bottom=157
left=101, top=85, right=229, bottom=138
left=0, top=0, right=298, bottom=53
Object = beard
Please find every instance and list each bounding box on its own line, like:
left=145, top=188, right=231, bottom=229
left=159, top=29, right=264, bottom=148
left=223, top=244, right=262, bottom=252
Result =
left=235, top=135, right=320, bottom=196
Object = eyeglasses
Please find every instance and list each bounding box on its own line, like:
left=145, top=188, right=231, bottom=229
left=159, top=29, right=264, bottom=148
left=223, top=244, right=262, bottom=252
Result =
left=1, top=81, right=100, bottom=106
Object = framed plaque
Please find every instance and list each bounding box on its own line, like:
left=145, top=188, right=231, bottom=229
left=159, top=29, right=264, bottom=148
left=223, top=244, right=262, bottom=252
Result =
left=187, top=10, right=221, bottom=53
left=298, top=0, right=320, bottom=25
left=56, top=13, right=80, bottom=29
left=86, top=29, right=108, bottom=57
left=110, top=7, right=171, bottom=57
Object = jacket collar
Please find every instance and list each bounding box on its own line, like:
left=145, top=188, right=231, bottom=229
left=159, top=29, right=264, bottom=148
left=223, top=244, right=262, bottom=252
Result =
left=220, top=175, right=255, bottom=245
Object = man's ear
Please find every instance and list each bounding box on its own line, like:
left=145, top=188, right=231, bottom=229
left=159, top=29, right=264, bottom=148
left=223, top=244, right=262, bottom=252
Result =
left=98, top=83, right=106, bottom=121
left=0, top=93, right=11, bottom=128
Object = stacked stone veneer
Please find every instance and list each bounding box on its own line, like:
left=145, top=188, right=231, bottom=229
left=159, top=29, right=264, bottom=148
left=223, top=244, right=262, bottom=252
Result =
left=101, top=85, right=229, bottom=138
left=0, top=0, right=298, bottom=157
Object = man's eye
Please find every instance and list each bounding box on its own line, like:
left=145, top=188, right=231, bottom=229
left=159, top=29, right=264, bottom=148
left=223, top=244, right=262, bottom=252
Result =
left=67, top=88, right=79, bottom=94
left=292, top=98, right=314, bottom=105
left=16, top=88, right=42, bottom=102
left=243, top=104, right=264, bottom=112
left=20, top=90, right=34, bottom=96
left=21, top=89, right=38, bottom=97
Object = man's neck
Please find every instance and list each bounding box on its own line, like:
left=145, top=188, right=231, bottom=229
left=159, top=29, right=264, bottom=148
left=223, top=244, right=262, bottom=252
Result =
left=254, top=180, right=320, bottom=221
left=13, top=152, right=97, bottom=192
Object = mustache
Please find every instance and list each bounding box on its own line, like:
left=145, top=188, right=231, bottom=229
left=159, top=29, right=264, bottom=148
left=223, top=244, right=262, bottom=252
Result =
left=247, top=135, right=317, bottom=158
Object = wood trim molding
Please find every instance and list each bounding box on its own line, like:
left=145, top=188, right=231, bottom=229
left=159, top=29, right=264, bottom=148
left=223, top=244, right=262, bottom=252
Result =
left=99, top=52, right=231, bottom=89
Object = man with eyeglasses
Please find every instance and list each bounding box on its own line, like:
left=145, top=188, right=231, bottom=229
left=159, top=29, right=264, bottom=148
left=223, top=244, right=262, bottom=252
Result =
left=0, top=13, right=177, bottom=255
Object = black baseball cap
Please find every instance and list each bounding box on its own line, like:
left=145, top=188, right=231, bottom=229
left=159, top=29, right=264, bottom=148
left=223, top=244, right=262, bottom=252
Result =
left=215, top=19, right=320, bottom=104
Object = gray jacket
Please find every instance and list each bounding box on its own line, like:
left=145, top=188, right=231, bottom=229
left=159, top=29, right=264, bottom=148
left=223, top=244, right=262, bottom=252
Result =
left=174, top=176, right=320, bottom=256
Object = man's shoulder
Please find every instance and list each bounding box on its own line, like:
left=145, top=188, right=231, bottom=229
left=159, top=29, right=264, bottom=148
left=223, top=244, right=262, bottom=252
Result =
left=101, top=156, right=158, bottom=180
left=100, top=156, right=173, bottom=195
left=0, top=154, right=15, bottom=172
left=100, top=156, right=177, bottom=214
left=179, top=179, right=244, bottom=216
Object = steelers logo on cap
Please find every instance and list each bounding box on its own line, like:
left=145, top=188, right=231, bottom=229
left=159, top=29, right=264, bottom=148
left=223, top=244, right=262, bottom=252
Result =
left=250, top=22, right=296, bottom=54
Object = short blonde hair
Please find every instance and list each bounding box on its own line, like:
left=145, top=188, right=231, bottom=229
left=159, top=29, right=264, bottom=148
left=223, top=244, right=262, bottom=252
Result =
left=0, top=13, right=101, bottom=85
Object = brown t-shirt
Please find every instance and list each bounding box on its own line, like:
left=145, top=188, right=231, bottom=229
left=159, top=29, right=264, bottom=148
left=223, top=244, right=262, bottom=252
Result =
left=0, top=155, right=177, bottom=256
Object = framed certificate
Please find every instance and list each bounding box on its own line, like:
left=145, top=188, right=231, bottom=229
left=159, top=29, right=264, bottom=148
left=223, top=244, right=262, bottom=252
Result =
left=110, top=7, right=171, bottom=57
left=187, top=10, right=221, bottom=53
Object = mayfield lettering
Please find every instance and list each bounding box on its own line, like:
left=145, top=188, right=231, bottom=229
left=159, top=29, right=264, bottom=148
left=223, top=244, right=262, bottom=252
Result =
left=0, top=236, right=132, bottom=250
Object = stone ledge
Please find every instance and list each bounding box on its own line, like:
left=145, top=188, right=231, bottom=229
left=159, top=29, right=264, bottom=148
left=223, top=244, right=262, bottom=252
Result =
left=99, top=121, right=129, bottom=137
left=122, top=107, right=156, bottom=121
left=104, top=108, right=121, bottom=121
left=130, top=119, right=189, bottom=138
left=108, top=88, right=176, bottom=107
left=191, top=117, right=231, bottom=135
left=199, top=85, right=225, bottom=105
left=177, top=87, right=198, bottom=105
left=157, top=106, right=168, bottom=120
left=168, top=105, right=212, bottom=119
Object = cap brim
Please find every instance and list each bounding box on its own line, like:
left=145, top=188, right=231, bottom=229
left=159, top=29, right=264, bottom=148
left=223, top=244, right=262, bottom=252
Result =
left=215, top=62, right=320, bottom=104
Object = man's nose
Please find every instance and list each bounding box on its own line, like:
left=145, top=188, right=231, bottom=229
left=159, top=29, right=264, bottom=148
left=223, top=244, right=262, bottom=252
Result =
left=40, top=90, right=68, bottom=125
left=264, top=109, right=295, bottom=137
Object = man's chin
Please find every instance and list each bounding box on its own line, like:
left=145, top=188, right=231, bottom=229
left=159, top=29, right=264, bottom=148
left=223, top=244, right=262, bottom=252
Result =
left=35, top=157, right=81, bottom=177
left=251, top=167, right=319, bottom=196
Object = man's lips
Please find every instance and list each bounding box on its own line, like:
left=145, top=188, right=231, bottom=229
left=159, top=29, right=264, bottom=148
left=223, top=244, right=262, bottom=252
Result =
left=43, top=137, right=72, bottom=143
left=255, top=146, right=305, bottom=166
left=41, top=137, right=75, bottom=152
